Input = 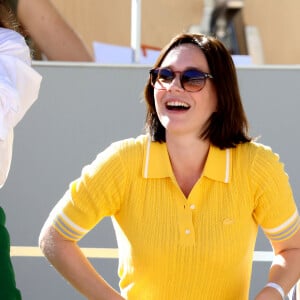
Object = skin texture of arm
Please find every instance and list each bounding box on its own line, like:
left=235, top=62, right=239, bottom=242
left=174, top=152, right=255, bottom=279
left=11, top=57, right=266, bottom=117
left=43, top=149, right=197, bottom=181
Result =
left=254, top=229, right=300, bottom=300
left=39, top=225, right=124, bottom=300
left=17, top=0, right=93, bottom=61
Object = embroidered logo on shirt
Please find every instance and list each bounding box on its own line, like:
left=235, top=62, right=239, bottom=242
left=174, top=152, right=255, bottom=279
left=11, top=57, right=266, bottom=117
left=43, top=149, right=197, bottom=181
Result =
left=223, top=218, right=234, bottom=225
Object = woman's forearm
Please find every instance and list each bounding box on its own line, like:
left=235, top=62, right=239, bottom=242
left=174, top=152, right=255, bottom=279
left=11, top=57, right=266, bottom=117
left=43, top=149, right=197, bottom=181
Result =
left=17, top=0, right=93, bottom=61
left=39, top=225, right=123, bottom=300
left=255, top=248, right=300, bottom=299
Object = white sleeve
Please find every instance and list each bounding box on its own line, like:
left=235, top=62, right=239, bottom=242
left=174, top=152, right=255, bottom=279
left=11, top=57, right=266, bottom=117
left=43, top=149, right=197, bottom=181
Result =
left=0, top=27, right=42, bottom=187
left=0, top=27, right=42, bottom=140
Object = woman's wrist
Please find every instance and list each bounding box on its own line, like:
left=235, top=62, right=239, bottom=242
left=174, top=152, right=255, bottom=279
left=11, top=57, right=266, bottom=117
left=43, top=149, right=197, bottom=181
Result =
left=255, top=282, right=286, bottom=300
left=264, top=282, right=285, bottom=299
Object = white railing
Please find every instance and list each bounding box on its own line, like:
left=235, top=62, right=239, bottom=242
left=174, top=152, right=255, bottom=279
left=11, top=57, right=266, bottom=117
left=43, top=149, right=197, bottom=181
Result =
left=11, top=246, right=273, bottom=261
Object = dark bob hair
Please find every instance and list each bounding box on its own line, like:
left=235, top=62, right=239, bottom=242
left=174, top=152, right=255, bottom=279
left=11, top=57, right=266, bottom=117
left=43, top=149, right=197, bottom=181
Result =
left=144, top=32, right=251, bottom=149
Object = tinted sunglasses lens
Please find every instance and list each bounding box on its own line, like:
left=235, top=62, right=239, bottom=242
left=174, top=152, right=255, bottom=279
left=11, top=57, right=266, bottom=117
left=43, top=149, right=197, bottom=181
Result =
left=182, top=70, right=206, bottom=92
left=150, top=68, right=174, bottom=89
left=157, top=68, right=174, bottom=82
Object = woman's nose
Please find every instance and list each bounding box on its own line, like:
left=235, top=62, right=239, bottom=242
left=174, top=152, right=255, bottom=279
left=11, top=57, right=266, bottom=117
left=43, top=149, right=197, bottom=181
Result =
left=166, top=75, right=184, bottom=92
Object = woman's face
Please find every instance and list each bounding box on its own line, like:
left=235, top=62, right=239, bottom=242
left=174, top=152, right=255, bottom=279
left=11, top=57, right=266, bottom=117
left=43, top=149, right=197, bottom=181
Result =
left=154, top=43, right=217, bottom=140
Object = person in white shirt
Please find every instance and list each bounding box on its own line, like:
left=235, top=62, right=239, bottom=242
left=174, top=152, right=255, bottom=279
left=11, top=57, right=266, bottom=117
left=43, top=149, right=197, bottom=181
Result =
left=0, top=4, right=42, bottom=298
left=0, top=28, right=41, bottom=186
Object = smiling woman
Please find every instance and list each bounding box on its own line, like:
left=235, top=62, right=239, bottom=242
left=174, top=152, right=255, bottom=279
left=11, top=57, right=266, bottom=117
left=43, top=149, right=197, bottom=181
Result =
left=39, top=32, right=300, bottom=300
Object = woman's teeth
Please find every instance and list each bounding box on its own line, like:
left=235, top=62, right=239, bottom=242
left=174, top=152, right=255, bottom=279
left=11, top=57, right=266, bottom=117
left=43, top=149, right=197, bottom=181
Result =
left=166, top=101, right=190, bottom=110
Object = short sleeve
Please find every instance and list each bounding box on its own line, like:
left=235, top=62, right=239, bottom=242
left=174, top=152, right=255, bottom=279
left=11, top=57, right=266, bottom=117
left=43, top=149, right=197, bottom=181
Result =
left=48, top=140, right=129, bottom=241
left=0, top=28, right=42, bottom=140
left=251, top=145, right=300, bottom=241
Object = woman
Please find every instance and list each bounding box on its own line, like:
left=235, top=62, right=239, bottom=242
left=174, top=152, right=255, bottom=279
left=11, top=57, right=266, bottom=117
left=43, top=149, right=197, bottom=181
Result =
left=39, top=33, right=300, bottom=299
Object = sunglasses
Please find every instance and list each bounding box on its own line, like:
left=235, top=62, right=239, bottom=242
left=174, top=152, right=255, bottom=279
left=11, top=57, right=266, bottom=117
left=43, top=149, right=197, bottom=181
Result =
left=149, top=68, right=213, bottom=92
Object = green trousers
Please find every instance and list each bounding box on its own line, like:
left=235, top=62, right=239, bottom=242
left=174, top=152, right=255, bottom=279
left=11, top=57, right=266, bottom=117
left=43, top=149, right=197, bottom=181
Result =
left=0, top=207, right=22, bottom=300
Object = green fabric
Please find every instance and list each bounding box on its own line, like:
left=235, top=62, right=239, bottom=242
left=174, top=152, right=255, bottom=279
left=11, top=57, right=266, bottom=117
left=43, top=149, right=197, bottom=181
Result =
left=0, top=207, right=22, bottom=300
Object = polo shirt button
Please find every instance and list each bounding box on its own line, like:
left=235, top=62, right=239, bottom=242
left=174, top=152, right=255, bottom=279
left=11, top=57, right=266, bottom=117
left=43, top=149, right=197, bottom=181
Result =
left=185, top=229, right=191, bottom=235
left=190, top=204, right=196, bottom=210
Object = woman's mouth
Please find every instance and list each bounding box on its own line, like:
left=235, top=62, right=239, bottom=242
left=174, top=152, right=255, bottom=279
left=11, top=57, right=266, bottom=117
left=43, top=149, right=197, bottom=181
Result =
left=166, top=101, right=190, bottom=111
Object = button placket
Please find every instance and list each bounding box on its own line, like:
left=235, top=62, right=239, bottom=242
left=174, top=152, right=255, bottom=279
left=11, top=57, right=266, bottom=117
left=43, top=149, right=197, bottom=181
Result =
left=178, top=201, right=195, bottom=245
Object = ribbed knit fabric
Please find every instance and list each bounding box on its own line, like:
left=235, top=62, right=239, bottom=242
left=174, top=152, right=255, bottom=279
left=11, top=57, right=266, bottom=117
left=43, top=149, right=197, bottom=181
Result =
left=50, top=135, right=299, bottom=299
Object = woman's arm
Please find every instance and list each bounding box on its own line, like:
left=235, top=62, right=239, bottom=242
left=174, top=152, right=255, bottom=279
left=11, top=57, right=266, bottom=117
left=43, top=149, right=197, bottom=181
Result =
left=17, top=0, right=93, bottom=61
left=39, top=224, right=124, bottom=300
left=254, top=228, right=300, bottom=299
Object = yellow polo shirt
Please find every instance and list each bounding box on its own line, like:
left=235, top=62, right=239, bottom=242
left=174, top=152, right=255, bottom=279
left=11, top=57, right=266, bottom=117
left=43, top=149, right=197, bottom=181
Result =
left=49, top=134, right=300, bottom=299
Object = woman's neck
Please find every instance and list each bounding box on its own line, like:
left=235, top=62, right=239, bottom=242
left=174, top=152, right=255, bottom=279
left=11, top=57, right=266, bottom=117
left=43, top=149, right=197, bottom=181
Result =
left=166, top=134, right=210, bottom=197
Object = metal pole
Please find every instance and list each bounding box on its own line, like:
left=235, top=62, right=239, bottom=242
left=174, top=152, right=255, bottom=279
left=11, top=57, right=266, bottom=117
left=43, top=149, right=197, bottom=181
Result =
left=131, top=0, right=141, bottom=63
